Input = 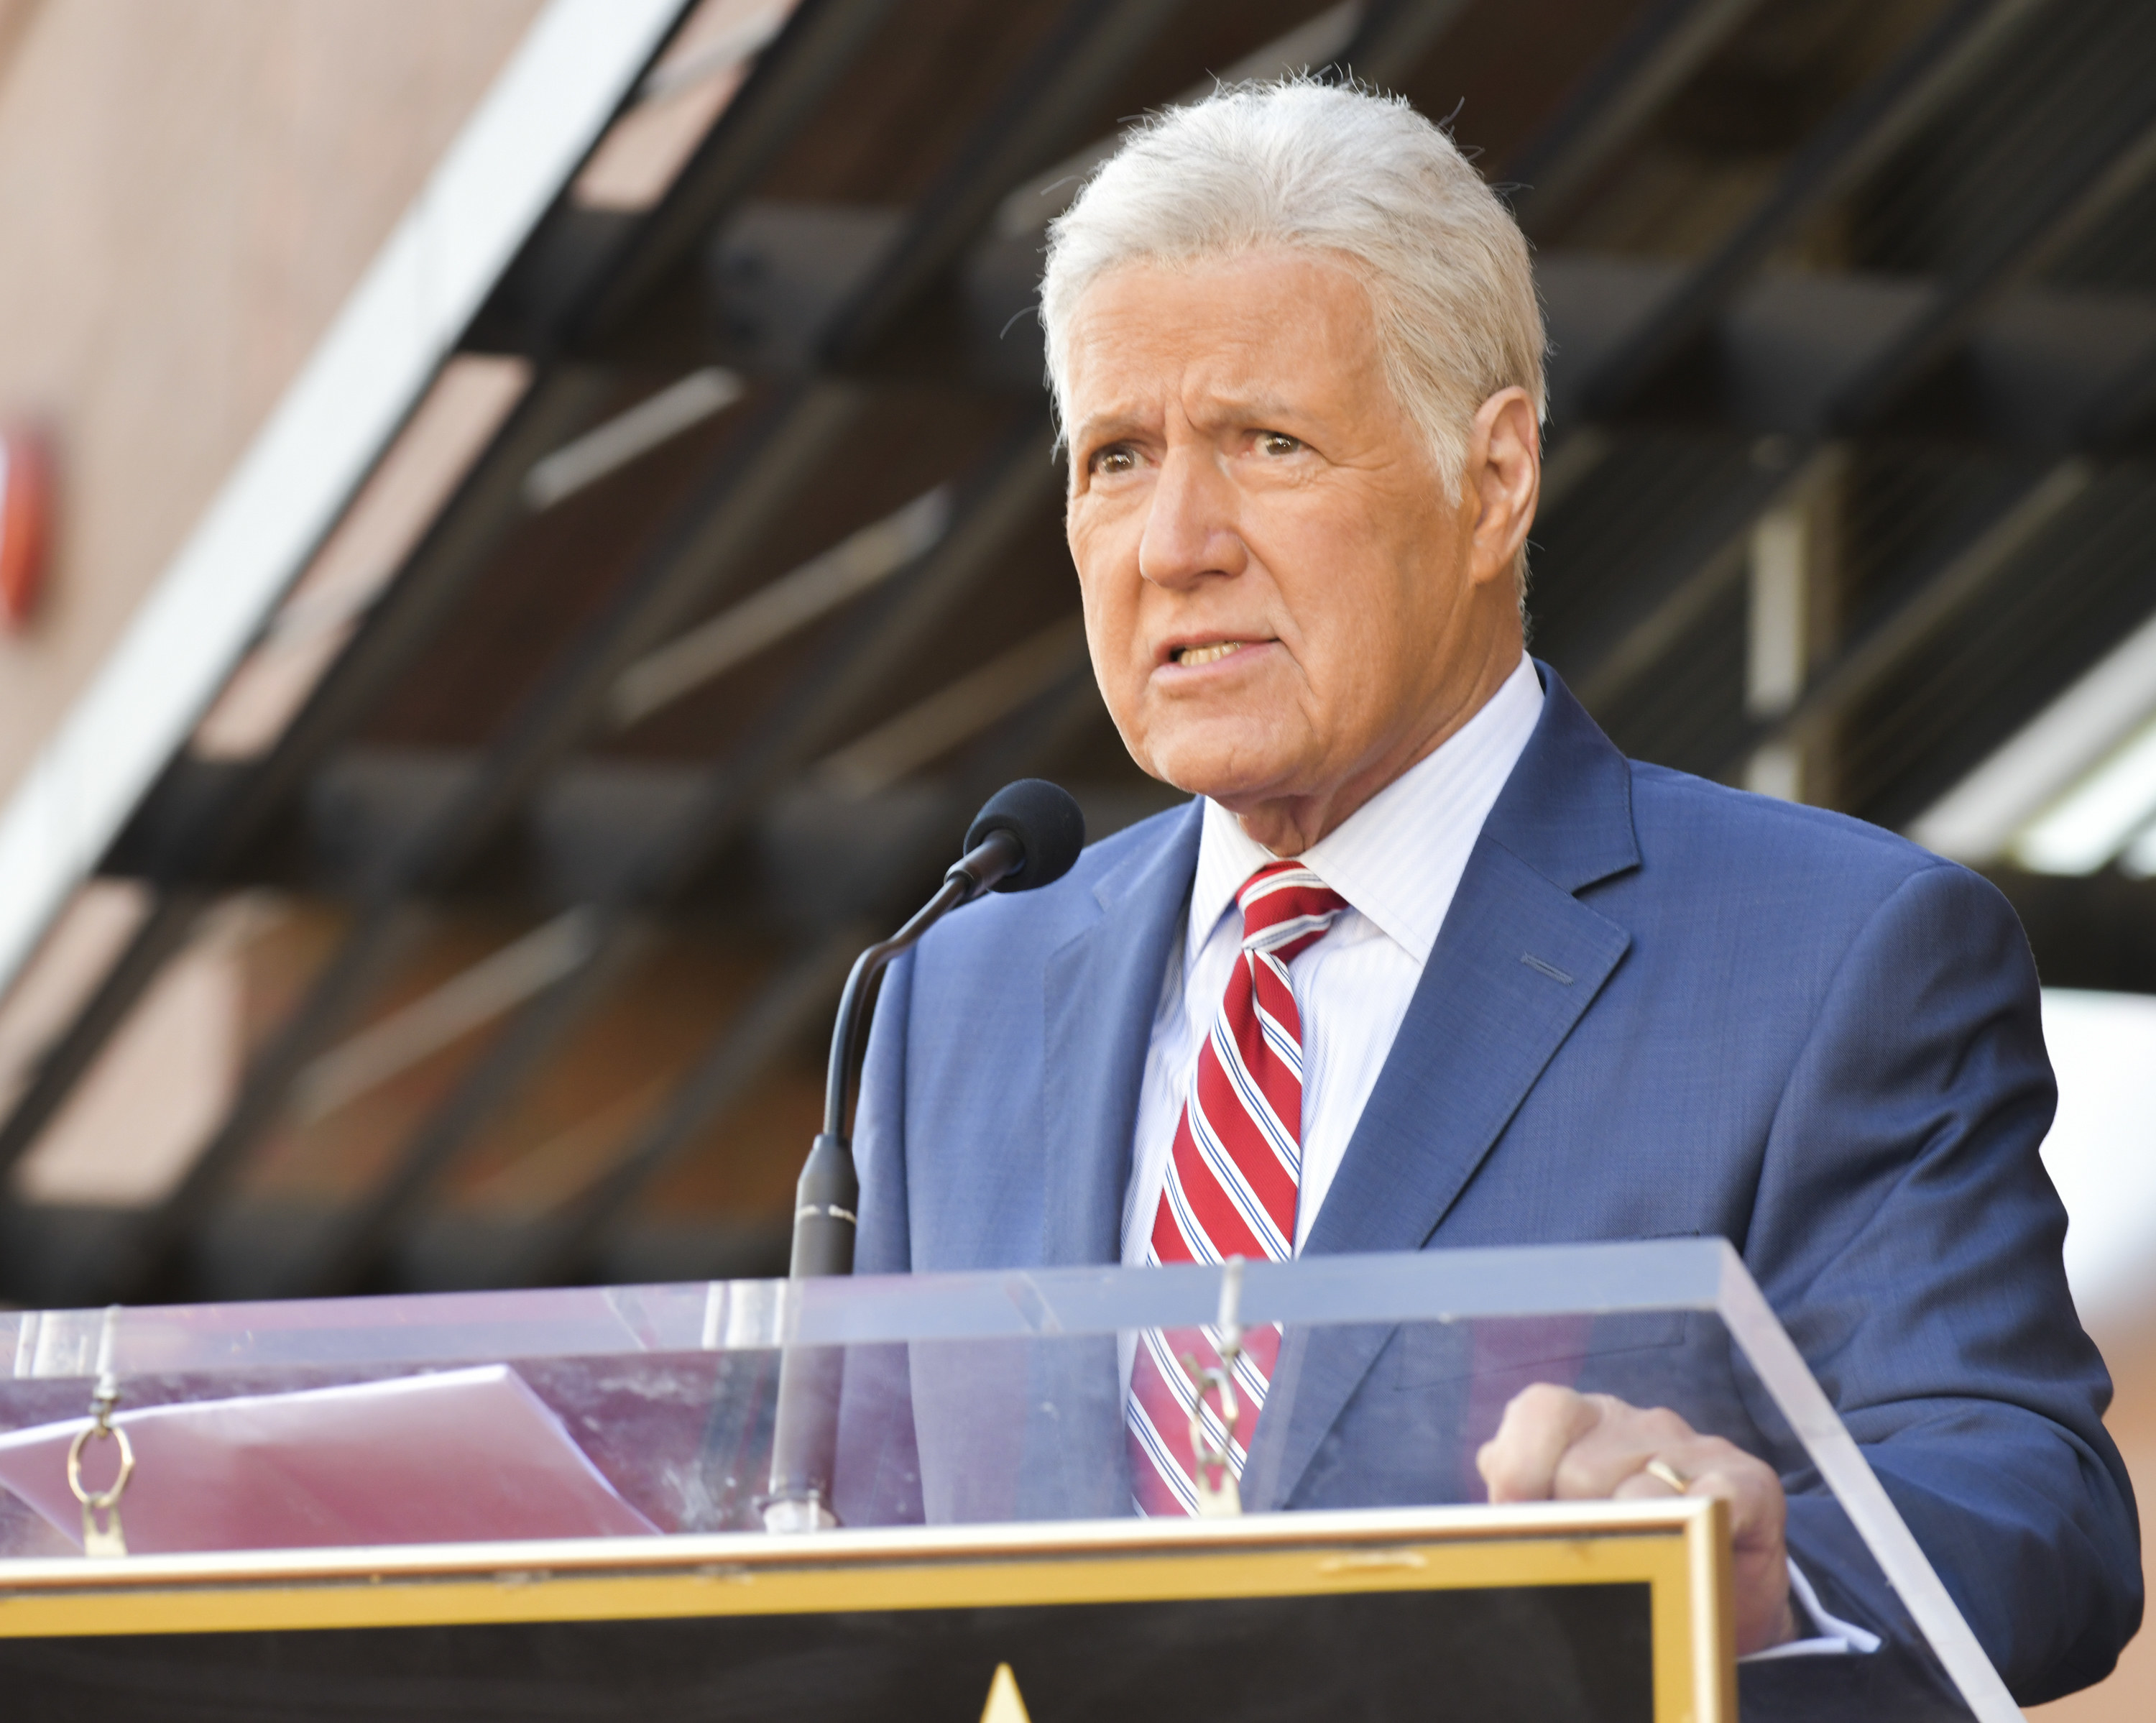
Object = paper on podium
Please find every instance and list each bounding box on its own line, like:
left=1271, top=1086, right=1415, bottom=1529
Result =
left=0, top=1364, right=659, bottom=1553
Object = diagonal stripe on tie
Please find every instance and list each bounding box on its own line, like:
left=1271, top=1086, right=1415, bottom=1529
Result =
left=1128, top=860, right=1347, bottom=1517
left=1209, top=1016, right=1302, bottom=1179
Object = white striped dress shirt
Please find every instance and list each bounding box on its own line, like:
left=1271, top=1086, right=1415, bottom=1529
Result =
left=1120, top=653, right=1544, bottom=1262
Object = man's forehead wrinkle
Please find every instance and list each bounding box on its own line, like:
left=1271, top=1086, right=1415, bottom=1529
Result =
left=1192, top=384, right=1314, bottom=426
left=1074, top=352, right=1319, bottom=425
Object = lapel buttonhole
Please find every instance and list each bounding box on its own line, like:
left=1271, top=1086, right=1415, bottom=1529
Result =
left=1519, top=952, right=1575, bottom=985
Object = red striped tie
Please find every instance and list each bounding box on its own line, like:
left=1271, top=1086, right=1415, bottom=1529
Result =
left=1127, top=860, right=1348, bottom=1516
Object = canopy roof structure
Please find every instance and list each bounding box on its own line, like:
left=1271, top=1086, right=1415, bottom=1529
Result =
left=2, top=0, right=2154, bottom=1308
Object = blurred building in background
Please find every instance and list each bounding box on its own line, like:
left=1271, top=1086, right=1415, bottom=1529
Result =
left=0, top=1, right=2152, bottom=1709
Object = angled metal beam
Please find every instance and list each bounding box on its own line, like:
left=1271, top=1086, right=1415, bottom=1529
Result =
left=708, top=204, right=1045, bottom=390
left=518, top=655, right=1106, bottom=1287
left=16, top=0, right=1183, bottom=1272
left=573, top=0, right=903, bottom=346
left=1569, top=450, right=1818, bottom=712
left=2081, top=339, right=2156, bottom=454
left=637, top=213, right=2156, bottom=442
left=1577, top=0, right=2049, bottom=422
left=516, top=923, right=868, bottom=1287
left=0, top=1, right=689, bottom=1016
left=1724, top=459, right=2097, bottom=778
left=0, top=0, right=906, bottom=1216
left=1825, top=111, right=2156, bottom=434
left=101, top=380, right=862, bottom=1302
left=625, top=433, right=1061, bottom=906
left=1503, top=0, right=2047, bottom=543
left=287, top=428, right=1057, bottom=1296
left=1329, top=0, right=1475, bottom=86
left=0, top=890, right=205, bottom=1171
left=92, top=389, right=847, bottom=1302
left=992, top=1, right=1368, bottom=243
left=364, top=0, right=1178, bottom=895
left=1718, top=204, right=2156, bottom=784
left=0, top=368, right=614, bottom=1185
left=1507, top=0, right=1771, bottom=239
left=410, top=383, right=867, bottom=898
left=298, top=910, right=654, bottom=1296
left=1570, top=33, right=2156, bottom=718
left=1984, top=865, right=2156, bottom=995
left=808, top=616, right=1089, bottom=801
left=239, top=4, right=1241, bottom=1297
left=1892, top=501, right=2156, bottom=841
left=821, top=0, right=1194, bottom=367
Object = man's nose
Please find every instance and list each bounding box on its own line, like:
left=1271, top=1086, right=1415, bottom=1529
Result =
left=1137, top=448, right=1245, bottom=589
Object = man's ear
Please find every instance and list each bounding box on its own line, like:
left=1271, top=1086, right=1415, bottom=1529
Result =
left=1468, top=387, right=1540, bottom=589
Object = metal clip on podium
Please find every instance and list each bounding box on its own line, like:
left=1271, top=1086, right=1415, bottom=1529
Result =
left=63, top=1307, right=132, bottom=1558
left=760, top=780, right=1087, bottom=1533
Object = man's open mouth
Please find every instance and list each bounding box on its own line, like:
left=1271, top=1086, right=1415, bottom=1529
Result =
left=1172, top=641, right=1250, bottom=666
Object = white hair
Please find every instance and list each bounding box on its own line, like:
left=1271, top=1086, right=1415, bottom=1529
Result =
left=1040, top=79, right=1545, bottom=506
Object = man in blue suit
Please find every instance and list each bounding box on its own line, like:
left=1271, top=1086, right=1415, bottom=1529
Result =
left=850, top=81, right=2139, bottom=1713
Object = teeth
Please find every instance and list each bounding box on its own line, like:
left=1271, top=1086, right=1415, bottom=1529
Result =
left=1177, top=642, right=1245, bottom=666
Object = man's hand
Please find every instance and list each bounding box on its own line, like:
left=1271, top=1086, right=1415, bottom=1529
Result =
left=1475, top=1384, right=1799, bottom=1655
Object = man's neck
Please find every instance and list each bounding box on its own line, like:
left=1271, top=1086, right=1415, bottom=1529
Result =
left=1230, top=635, right=1527, bottom=855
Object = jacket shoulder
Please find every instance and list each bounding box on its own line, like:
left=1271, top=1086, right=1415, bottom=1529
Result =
left=1624, top=757, right=1968, bottom=897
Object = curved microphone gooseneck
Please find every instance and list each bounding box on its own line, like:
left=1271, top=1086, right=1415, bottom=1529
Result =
left=763, top=779, right=1085, bottom=1530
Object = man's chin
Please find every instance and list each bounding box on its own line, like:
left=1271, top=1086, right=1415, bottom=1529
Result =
left=1121, top=702, right=1317, bottom=796
left=1138, top=748, right=1303, bottom=812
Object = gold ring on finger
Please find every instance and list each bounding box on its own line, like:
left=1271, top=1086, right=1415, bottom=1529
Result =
left=1643, top=1458, right=1690, bottom=1495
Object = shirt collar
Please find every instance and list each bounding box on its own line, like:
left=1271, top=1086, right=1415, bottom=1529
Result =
left=1189, top=653, right=1544, bottom=965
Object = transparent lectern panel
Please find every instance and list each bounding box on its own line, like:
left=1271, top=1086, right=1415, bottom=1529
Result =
left=0, top=1242, right=2010, bottom=1719
left=823, top=1313, right=1759, bottom=1533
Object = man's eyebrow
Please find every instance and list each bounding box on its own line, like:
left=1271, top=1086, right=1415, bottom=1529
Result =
left=1069, top=410, right=1148, bottom=449
left=1072, top=396, right=1312, bottom=445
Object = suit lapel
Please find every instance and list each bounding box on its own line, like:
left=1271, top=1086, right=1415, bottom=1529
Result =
left=1033, top=805, right=1202, bottom=1516
left=1248, top=667, right=1641, bottom=1510
left=1040, top=801, right=1202, bottom=1266
left=1299, top=847, right=1631, bottom=1261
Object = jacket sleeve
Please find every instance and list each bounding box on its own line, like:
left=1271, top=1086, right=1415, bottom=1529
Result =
left=1742, top=860, right=2141, bottom=1711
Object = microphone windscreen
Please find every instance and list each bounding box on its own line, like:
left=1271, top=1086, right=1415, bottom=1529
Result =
left=965, top=779, right=1086, bottom=893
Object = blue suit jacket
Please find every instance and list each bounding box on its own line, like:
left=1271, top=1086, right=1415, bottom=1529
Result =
left=852, top=666, right=2140, bottom=1714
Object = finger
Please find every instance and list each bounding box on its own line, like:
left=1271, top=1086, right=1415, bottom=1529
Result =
left=1611, top=1458, right=1690, bottom=1502
left=1477, top=1384, right=1605, bottom=1502
left=1593, top=1433, right=1794, bottom=1655
left=1547, top=1402, right=1696, bottom=1499
left=1649, top=1438, right=1787, bottom=1551
left=1605, top=1437, right=1789, bottom=1576
left=1646, top=1439, right=1793, bottom=1656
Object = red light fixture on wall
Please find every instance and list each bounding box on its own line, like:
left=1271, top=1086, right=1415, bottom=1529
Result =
left=1, top=426, right=54, bottom=631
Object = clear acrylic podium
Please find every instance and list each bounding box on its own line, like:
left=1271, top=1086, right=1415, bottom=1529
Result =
left=0, top=1241, right=2014, bottom=1721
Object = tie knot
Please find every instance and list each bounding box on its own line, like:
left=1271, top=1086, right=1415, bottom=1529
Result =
left=1235, top=861, right=1348, bottom=954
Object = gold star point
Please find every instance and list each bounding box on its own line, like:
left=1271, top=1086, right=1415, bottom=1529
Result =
left=979, top=1661, right=1033, bottom=1723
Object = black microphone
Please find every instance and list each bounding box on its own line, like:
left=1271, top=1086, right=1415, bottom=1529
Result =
left=961, top=776, right=1089, bottom=896
left=787, top=780, right=1085, bottom=1282
left=764, top=781, right=1083, bottom=1530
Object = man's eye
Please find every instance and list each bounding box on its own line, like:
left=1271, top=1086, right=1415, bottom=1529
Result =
left=1257, top=432, right=1302, bottom=456
left=1090, top=445, right=1138, bottom=475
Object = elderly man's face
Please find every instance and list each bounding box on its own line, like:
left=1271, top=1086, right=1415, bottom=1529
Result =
left=1063, top=249, right=1534, bottom=852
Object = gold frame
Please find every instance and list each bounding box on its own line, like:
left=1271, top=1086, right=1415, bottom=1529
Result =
left=0, top=1499, right=1733, bottom=1722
